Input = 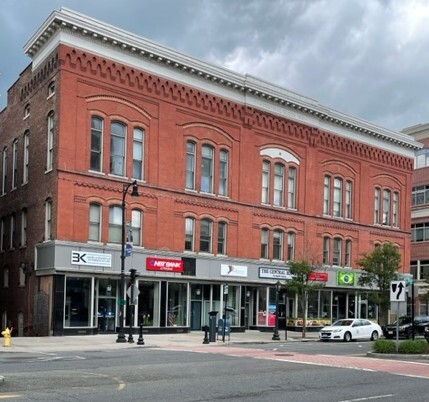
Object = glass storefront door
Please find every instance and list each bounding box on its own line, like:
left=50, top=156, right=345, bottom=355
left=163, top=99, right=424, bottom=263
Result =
left=97, top=279, right=116, bottom=333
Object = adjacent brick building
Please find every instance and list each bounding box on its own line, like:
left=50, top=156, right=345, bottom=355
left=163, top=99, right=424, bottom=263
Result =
left=0, top=8, right=421, bottom=336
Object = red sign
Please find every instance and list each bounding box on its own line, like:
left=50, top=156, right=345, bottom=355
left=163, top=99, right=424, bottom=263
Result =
left=308, top=272, right=328, bottom=282
left=146, top=257, right=183, bottom=272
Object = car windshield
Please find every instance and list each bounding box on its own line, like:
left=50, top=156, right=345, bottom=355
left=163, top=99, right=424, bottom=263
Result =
left=395, top=317, right=412, bottom=325
left=332, top=320, right=353, bottom=327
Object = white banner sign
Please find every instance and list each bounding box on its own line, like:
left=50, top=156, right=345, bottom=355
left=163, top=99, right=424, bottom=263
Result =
left=71, top=251, right=112, bottom=267
left=221, top=264, right=248, bottom=277
left=259, top=267, right=293, bottom=280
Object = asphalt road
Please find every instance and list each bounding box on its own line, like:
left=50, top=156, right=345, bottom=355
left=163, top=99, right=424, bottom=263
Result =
left=0, top=342, right=428, bottom=401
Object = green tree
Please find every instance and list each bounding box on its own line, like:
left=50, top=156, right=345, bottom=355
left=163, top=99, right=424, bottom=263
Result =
left=286, top=260, right=324, bottom=338
left=356, top=243, right=401, bottom=325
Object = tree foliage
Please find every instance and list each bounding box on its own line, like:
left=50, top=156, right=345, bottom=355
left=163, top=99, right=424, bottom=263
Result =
left=356, top=243, right=401, bottom=324
left=286, top=260, right=324, bottom=337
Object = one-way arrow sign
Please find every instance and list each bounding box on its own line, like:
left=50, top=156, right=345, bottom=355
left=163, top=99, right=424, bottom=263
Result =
left=390, top=281, right=406, bottom=302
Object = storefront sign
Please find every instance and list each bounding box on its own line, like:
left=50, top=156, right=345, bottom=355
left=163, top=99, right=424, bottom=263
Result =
left=337, top=271, right=356, bottom=286
left=221, top=264, right=248, bottom=277
left=71, top=251, right=112, bottom=267
left=308, top=272, right=328, bottom=282
left=146, top=257, right=183, bottom=272
left=259, top=267, right=293, bottom=280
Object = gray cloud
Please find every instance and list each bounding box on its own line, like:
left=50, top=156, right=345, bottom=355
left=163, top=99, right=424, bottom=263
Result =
left=1, top=0, right=428, bottom=131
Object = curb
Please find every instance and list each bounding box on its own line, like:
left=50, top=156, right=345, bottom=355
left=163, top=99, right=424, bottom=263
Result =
left=366, top=352, right=429, bottom=360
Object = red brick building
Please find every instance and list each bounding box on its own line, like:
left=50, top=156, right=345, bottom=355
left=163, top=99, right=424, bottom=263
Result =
left=0, top=8, right=421, bottom=336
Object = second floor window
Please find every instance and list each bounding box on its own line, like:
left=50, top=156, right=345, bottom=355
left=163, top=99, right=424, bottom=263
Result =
left=2, top=147, right=7, bottom=195
left=10, top=214, right=16, bottom=249
left=91, top=117, right=103, bottom=172
left=262, top=160, right=297, bottom=208
left=110, top=122, right=126, bottom=176
left=218, top=221, right=227, bottom=254
left=324, top=175, right=353, bottom=219
left=185, top=217, right=195, bottom=251
left=12, top=140, right=18, bottom=190
left=131, top=209, right=142, bottom=246
left=273, top=230, right=283, bottom=260
left=133, top=128, right=144, bottom=180
left=201, top=146, right=214, bottom=193
left=185, top=141, right=229, bottom=196
left=374, top=187, right=399, bottom=227
left=323, top=236, right=352, bottom=267
left=47, top=112, right=54, bottom=171
left=45, top=200, right=52, bottom=240
left=200, top=219, right=213, bottom=253
left=21, top=209, right=27, bottom=247
left=23, top=132, right=29, bottom=184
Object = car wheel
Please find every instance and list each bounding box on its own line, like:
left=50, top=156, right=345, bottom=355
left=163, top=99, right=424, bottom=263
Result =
left=370, top=331, right=379, bottom=341
left=343, top=332, right=352, bottom=342
left=406, top=329, right=414, bottom=339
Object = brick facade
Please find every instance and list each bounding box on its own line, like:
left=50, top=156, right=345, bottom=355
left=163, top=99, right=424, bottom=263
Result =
left=0, top=9, right=421, bottom=335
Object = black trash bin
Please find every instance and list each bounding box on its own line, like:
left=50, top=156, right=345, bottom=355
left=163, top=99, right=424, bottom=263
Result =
left=208, top=311, right=218, bottom=342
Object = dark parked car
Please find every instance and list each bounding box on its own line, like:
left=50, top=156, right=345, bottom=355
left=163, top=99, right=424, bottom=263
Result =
left=425, top=326, right=429, bottom=343
left=383, top=315, right=429, bottom=339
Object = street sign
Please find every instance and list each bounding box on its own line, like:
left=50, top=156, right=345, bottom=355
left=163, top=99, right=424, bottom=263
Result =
left=127, top=284, right=140, bottom=305
left=390, top=281, right=406, bottom=302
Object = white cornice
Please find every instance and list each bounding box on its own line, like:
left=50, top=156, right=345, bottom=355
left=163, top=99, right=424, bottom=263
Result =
left=24, top=7, right=422, bottom=157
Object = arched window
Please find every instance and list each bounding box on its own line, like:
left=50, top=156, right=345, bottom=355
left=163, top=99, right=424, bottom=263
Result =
left=201, top=145, right=214, bottom=193
left=91, top=116, right=103, bottom=172
left=217, top=221, right=227, bottom=255
left=89, top=203, right=101, bottom=242
left=186, top=141, right=196, bottom=190
left=185, top=217, right=195, bottom=251
left=260, top=229, right=269, bottom=259
left=133, top=128, right=144, bottom=180
left=131, top=209, right=142, bottom=246
left=200, top=218, right=213, bottom=253
left=110, top=121, right=126, bottom=176
left=273, top=229, right=283, bottom=260
left=47, top=112, right=54, bottom=171
left=108, top=205, right=122, bottom=243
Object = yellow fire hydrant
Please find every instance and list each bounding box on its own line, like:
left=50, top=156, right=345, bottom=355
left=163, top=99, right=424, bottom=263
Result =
left=1, top=327, right=12, bottom=347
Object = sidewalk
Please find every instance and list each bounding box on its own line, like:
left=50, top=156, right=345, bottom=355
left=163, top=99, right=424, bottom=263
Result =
left=0, top=329, right=318, bottom=354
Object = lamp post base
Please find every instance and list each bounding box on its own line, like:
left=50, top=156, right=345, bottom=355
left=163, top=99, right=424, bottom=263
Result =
left=116, top=332, right=127, bottom=343
left=272, top=331, right=280, bottom=341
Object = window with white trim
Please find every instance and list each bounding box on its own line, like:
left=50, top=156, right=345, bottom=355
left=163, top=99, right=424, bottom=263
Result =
left=133, top=128, right=144, bottom=180
left=332, top=237, right=342, bottom=266
left=262, top=161, right=270, bottom=204
left=23, top=132, right=29, bottom=184
left=2, top=147, right=7, bottom=195
left=12, top=139, right=18, bottom=190
left=21, top=209, right=27, bottom=247
left=374, top=187, right=399, bottom=227
left=131, top=209, right=142, bottom=246
left=287, top=232, right=295, bottom=261
left=108, top=205, right=122, bottom=243
left=185, top=217, right=195, bottom=251
left=110, top=121, right=126, bottom=176
left=89, top=203, right=101, bottom=242
left=273, top=229, right=283, bottom=260
left=324, top=175, right=353, bottom=219
left=90, top=116, right=103, bottom=172
left=262, top=160, right=297, bottom=208
left=261, top=229, right=269, bottom=259
left=219, top=150, right=228, bottom=196
left=217, top=221, right=227, bottom=255
left=200, top=218, right=213, bottom=253
left=47, top=112, right=54, bottom=171
left=45, top=199, right=52, bottom=240
left=186, top=141, right=196, bottom=190
left=10, top=213, right=16, bottom=249
left=201, top=145, right=214, bottom=193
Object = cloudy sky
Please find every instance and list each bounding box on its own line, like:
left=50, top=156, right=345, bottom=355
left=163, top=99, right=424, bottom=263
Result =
left=1, top=0, right=428, bottom=132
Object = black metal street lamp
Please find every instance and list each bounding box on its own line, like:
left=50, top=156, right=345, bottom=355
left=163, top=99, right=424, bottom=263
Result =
left=272, top=280, right=281, bottom=341
left=116, top=180, right=139, bottom=343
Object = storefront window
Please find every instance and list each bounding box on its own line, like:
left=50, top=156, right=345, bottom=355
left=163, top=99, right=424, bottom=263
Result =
left=320, top=290, right=331, bottom=320
left=307, top=291, right=319, bottom=319
left=96, top=279, right=116, bottom=332
left=65, top=277, right=92, bottom=327
left=138, top=281, right=159, bottom=326
left=224, top=285, right=240, bottom=326
left=257, top=287, right=268, bottom=325
left=167, top=282, right=187, bottom=326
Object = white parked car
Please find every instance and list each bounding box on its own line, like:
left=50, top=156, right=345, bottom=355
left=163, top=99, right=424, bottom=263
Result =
left=319, top=318, right=382, bottom=342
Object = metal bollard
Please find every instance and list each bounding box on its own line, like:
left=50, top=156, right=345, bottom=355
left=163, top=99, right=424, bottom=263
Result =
left=137, top=320, right=145, bottom=345
left=202, top=325, right=209, bottom=344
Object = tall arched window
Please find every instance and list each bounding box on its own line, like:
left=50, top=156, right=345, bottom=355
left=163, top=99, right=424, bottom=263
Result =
left=90, top=116, right=103, bottom=172
left=185, top=217, right=195, bottom=251
left=47, top=112, right=54, bottom=171
left=89, top=203, right=101, bottom=242
left=201, top=145, right=214, bottom=193
left=273, top=229, right=283, bottom=260
left=108, top=205, right=122, bottom=243
left=217, top=221, right=227, bottom=255
left=219, top=150, right=228, bottom=196
left=261, top=229, right=269, bottom=259
left=133, top=128, right=144, bottom=180
left=186, top=141, right=196, bottom=190
left=131, top=209, right=142, bottom=246
left=200, top=218, right=213, bottom=253
left=110, top=121, right=126, bottom=176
